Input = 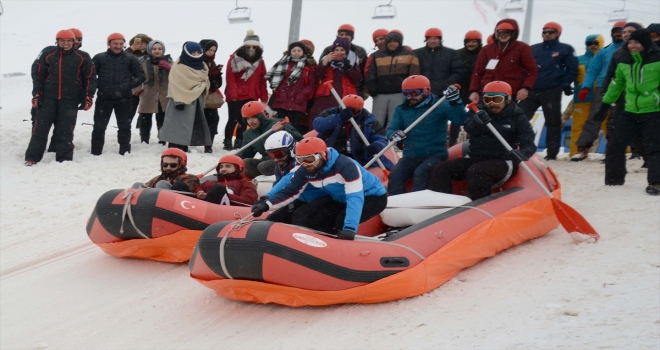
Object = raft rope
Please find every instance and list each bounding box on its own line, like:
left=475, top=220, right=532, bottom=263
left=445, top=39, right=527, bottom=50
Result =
left=169, top=190, right=251, bottom=207
left=219, top=213, right=256, bottom=279
left=119, top=189, right=150, bottom=239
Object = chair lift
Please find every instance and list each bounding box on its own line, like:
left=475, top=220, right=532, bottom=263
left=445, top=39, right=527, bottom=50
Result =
left=228, top=0, right=252, bottom=24
left=0, top=1, right=4, bottom=16
left=504, top=0, right=525, bottom=13
left=608, top=0, right=629, bottom=22
left=372, top=0, right=396, bottom=19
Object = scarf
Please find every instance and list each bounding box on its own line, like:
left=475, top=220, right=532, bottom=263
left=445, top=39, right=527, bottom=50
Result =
left=167, top=58, right=210, bottom=104
left=265, top=55, right=306, bottom=90
left=231, top=54, right=260, bottom=81
left=323, top=50, right=358, bottom=70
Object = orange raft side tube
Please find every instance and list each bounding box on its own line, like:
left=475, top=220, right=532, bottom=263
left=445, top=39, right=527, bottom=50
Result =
left=190, top=155, right=562, bottom=306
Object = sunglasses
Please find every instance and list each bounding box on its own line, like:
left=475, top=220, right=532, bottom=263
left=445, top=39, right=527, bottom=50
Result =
left=586, top=41, right=599, bottom=46
left=542, top=30, right=557, bottom=35
left=296, top=153, right=322, bottom=164
left=483, top=95, right=506, bottom=104
left=162, top=162, right=179, bottom=169
left=402, top=89, right=424, bottom=98
left=267, top=150, right=288, bottom=159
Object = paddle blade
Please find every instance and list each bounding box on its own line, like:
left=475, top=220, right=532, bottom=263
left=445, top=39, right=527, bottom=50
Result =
left=551, top=198, right=600, bottom=241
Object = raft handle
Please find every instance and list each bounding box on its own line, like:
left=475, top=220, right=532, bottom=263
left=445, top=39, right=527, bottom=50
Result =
left=380, top=257, right=410, bottom=268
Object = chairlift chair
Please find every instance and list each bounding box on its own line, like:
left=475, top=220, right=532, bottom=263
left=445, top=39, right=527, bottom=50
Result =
left=228, top=0, right=252, bottom=24
left=0, top=1, right=4, bottom=16
left=372, top=0, right=396, bottom=19
left=608, top=0, right=628, bottom=22
left=504, top=0, right=525, bottom=13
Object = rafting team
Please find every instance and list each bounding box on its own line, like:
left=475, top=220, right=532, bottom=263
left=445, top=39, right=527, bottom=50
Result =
left=27, top=20, right=660, bottom=239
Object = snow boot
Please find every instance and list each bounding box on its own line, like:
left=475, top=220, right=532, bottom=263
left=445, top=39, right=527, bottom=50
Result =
left=544, top=155, right=556, bottom=161
left=222, top=139, right=233, bottom=151
left=570, top=148, right=589, bottom=162
left=119, top=144, right=131, bottom=155
left=233, top=138, right=243, bottom=150
left=204, top=146, right=213, bottom=153
left=646, top=183, right=660, bottom=195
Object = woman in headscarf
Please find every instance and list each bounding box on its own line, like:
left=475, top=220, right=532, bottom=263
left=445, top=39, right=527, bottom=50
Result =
left=265, top=41, right=317, bottom=134
left=136, top=40, right=172, bottom=144
left=159, top=41, right=212, bottom=152
left=200, top=39, right=224, bottom=153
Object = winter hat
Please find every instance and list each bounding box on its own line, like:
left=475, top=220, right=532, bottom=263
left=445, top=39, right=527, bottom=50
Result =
left=299, top=39, right=315, bottom=55
left=647, top=23, right=660, bottom=37
left=180, top=41, right=205, bottom=70
left=129, top=33, right=153, bottom=46
left=146, top=40, right=166, bottom=56
left=288, top=41, right=307, bottom=55
left=332, top=37, right=351, bottom=53
left=199, top=39, right=218, bottom=52
left=243, top=29, right=261, bottom=47
left=385, top=31, right=403, bottom=46
left=623, top=22, right=644, bottom=31
left=628, top=29, right=654, bottom=49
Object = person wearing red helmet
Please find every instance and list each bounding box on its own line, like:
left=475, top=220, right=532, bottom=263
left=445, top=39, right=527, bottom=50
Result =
left=25, top=30, right=97, bottom=166
left=385, top=75, right=466, bottom=196
left=318, top=24, right=370, bottom=99
left=457, top=30, right=483, bottom=110
left=469, top=19, right=538, bottom=104
left=429, top=81, right=536, bottom=200
left=251, top=137, right=387, bottom=240
left=517, top=22, right=578, bottom=160
left=362, top=29, right=389, bottom=79
left=136, top=148, right=200, bottom=193
left=196, top=154, right=258, bottom=205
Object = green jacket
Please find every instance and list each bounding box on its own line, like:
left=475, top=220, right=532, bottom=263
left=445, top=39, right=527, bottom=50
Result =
left=603, top=47, right=660, bottom=114
left=236, top=113, right=303, bottom=159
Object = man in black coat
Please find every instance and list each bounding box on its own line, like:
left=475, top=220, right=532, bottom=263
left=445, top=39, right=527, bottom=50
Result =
left=25, top=30, right=97, bottom=166
left=91, top=32, right=145, bottom=155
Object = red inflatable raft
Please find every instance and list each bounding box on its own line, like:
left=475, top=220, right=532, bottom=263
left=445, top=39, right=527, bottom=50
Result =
left=188, top=153, right=562, bottom=306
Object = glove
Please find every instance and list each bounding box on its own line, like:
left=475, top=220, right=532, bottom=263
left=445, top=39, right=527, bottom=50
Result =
left=175, top=103, right=185, bottom=111
left=158, top=60, right=172, bottom=71
left=443, top=85, right=460, bottom=105
left=31, top=94, right=41, bottom=109
left=474, top=110, right=492, bottom=125
left=251, top=200, right=270, bottom=217
left=83, top=96, right=93, bottom=111
left=365, top=143, right=379, bottom=155
left=259, top=195, right=270, bottom=201
left=577, top=88, right=589, bottom=101
left=337, top=230, right=356, bottom=240
left=507, top=149, right=528, bottom=164
left=390, top=130, right=406, bottom=142
left=339, top=107, right=354, bottom=122
left=563, top=86, right=573, bottom=96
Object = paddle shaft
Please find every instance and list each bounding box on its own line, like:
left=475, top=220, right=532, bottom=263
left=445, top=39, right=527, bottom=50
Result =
left=326, top=82, right=386, bottom=170
left=364, top=95, right=448, bottom=168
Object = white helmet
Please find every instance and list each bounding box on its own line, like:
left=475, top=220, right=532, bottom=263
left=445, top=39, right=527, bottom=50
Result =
left=264, top=131, right=296, bottom=157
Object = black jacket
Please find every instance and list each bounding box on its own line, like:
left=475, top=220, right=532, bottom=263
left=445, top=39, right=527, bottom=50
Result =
left=413, top=45, right=464, bottom=95
left=93, top=49, right=145, bottom=100
left=33, top=47, right=97, bottom=101
left=465, top=102, right=536, bottom=159
left=603, top=45, right=631, bottom=92
left=457, top=46, right=482, bottom=103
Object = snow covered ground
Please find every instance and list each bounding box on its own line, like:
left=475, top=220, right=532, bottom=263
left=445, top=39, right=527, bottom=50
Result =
left=1, top=1, right=659, bottom=349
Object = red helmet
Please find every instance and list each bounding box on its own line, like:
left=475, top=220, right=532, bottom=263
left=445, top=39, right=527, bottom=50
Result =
left=218, top=154, right=245, bottom=172
left=338, top=24, right=355, bottom=35
left=241, top=101, right=265, bottom=118
left=487, top=34, right=495, bottom=45
left=299, top=39, right=315, bottom=54
left=372, top=28, right=388, bottom=41
left=107, top=32, right=125, bottom=44
left=612, top=20, right=627, bottom=29
left=496, top=22, right=515, bottom=31
left=56, top=30, right=75, bottom=40
left=402, top=75, right=431, bottom=94
left=465, top=30, right=482, bottom=41
left=543, top=22, right=562, bottom=36
left=483, top=81, right=513, bottom=97
left=425, top=27, right=443, bottom=38
left=162, top=148, right=187, bottom=167
left=295, top=137, right=328, bottom=161
left=68, top=28, right=83, bottom=39
left=342, top=95, right=364, bottom=109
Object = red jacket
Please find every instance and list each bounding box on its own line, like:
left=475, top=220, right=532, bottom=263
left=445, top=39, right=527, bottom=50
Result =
left=469, top=19, right=537, bottom=96
left=225, top=55, right=268, bottom=102
left=197, top=174, right=258, bottom=205
left=270, top=62, right=317, bottom=112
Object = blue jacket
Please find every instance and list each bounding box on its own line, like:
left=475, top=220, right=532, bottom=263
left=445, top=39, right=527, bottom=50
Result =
left=267, top=148, right=387, bottom=233
left=313, top=107, right=394, bottom=170
left=267, top=165, right=327, bottom=204
left=273, top=158, right=297, bottom=185
left=582, top=41, right=624, bottom=89
left=386, top=94, right=465, bottom=159
left=573, top=34, right=605, bottom=103
left=531, top=38, right=578, bottom=90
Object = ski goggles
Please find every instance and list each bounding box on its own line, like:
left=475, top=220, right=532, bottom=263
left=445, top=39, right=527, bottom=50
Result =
left=497, top=30, right=514, bottom=36
left=542, top=30, right=557, bottom=35
left=266, top=150, right=288, bottom=159
left=483, top=94, right=507, bottom=104
left=402, top=89, right=424, bottom=98
left=296, top=153, right=322, bottom=164
left=586, top=40, right=599, bottom=46
left=161, top=162, right=179, bottom=169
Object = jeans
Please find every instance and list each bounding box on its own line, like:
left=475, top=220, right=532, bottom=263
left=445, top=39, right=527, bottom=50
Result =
left=388, top=155, right=447, bottom=195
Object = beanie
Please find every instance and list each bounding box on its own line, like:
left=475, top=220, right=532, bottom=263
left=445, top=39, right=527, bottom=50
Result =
left=332, top=37, right=351, bottom=53
left=288, top=41, right=307, bottom=55
left=628, top=29, right=654, bottom=49
left=243, top=29, right=261, bottom=47
left=647, top=23, right=660, bottom=36
left=623, top=22, right=644, bottom=31
left=199, top=39, right=218, bottom=52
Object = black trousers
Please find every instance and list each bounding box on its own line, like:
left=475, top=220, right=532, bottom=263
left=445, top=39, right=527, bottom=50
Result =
left=605, top=111, right=660, bottom=185
left=91, top=98, right=133, bottom=155
left=31, top=106, right=57, bottom=152
left=25, top=98, right=78, bottom=162
left=130, top=95, right=140, bottom=123
left=576, top=88, right=625, bottom=149
left=267, top=194, right=388, bottom=234
left=138, top=104, right=165, bottom=143
left=448, top=123, right=461, bottom=147
left=225, top=100, right=249, bottom=142
left=518, top=87, right=563, bottom=158
left=204, top=108, right=220, bottom=141
left=273, top=108, right=308, bottom=134
left=429, top=158, right=517, bottom=200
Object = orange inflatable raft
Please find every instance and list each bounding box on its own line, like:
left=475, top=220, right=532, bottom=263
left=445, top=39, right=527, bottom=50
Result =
left=188, top=152, right=562, bottom=306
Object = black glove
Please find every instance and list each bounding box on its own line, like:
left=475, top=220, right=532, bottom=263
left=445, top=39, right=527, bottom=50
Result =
left=443, top=85, right=461, bottom=105
left=259, top=195, right=270, bottom=201
left=365, top=143, right=379, bottom=155
left=209, top=81, right=219, bottom=93
left=175, top=103, right=185, bottom=111
left=396, top=141, right=405, bottom=150
left=390, top=130, right=406, bottom=142
left=563, top=86, right=574, bottom=96
left=337, top=230, right=356, bottom=240
left=474, top=110, right=492, bottom=125
left=507, top=149, right=528, bottom=164
left=251, top=200, right=270, bottom=217
left=339, top=107, right=354, bottom=122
